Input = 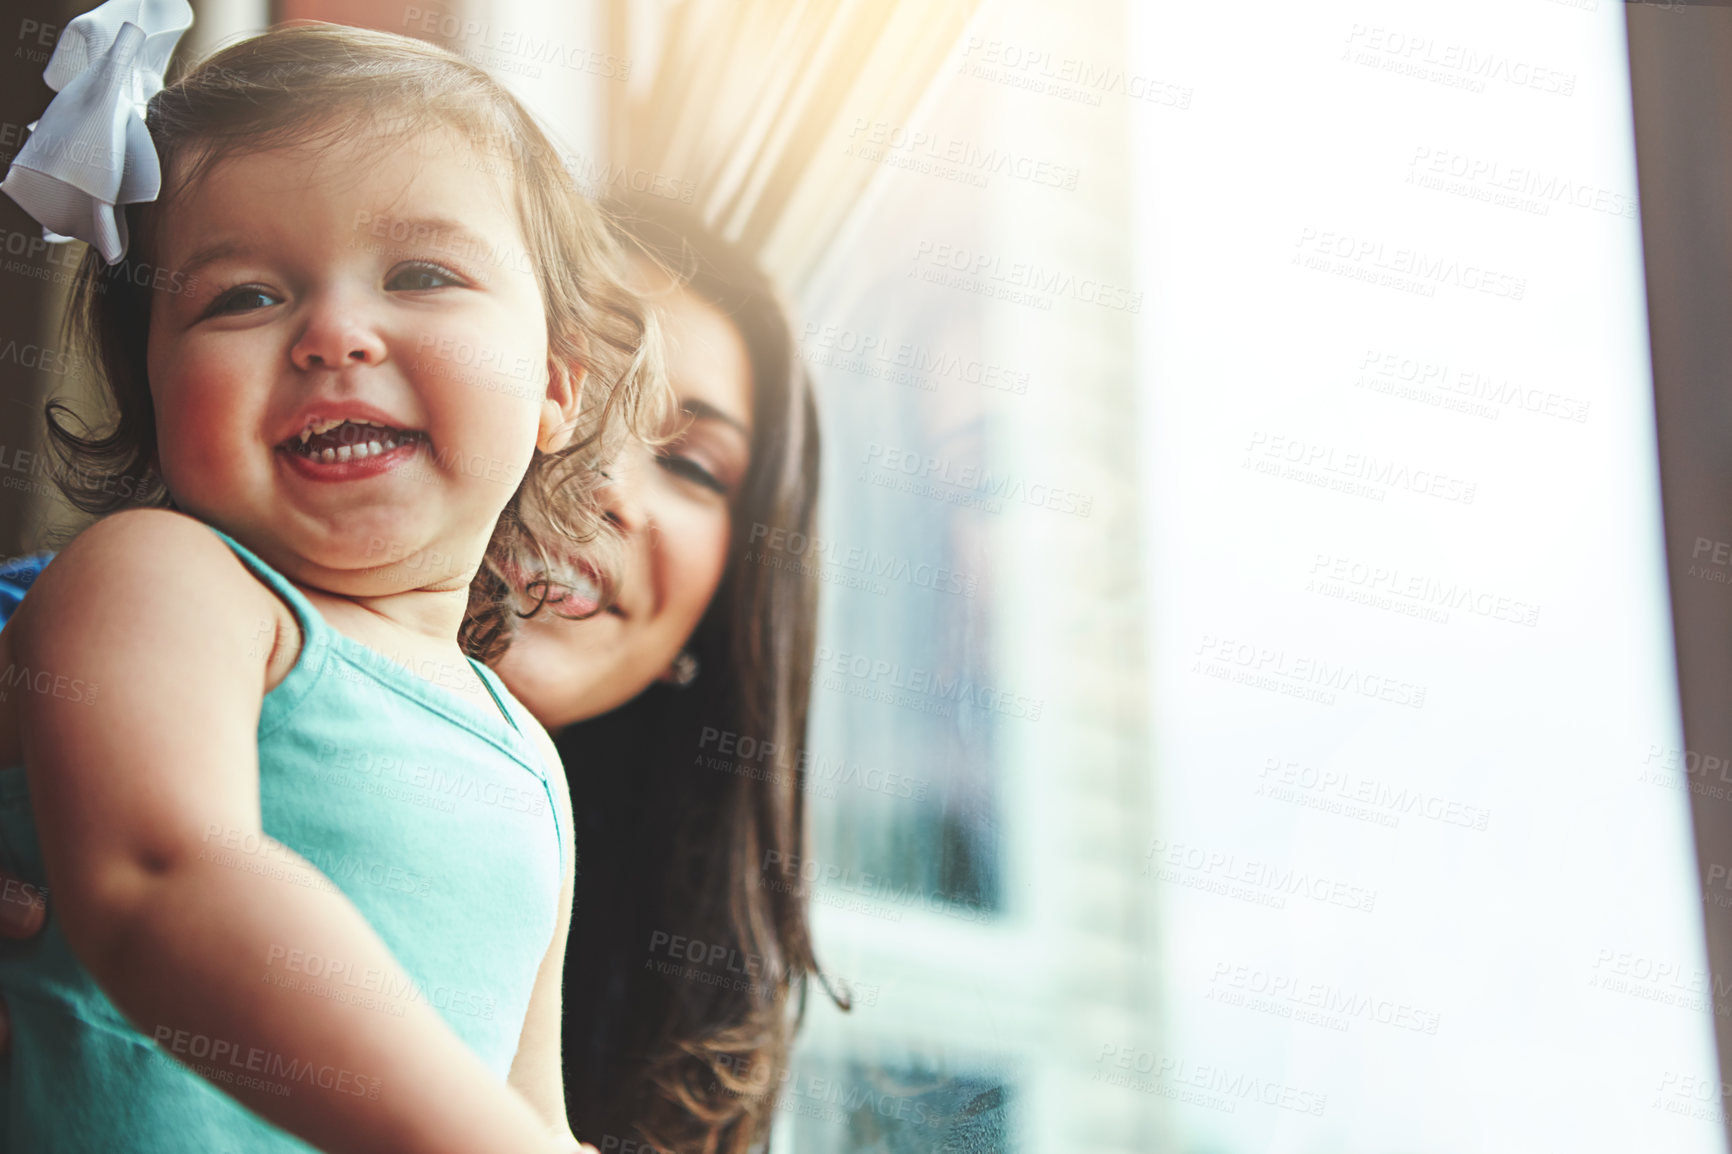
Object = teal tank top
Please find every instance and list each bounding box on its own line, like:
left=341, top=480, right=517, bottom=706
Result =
left=0, top=527, right=564, bottom=1151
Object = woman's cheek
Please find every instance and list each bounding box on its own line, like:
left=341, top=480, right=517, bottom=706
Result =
left=670, top=506, right=733, bottom=613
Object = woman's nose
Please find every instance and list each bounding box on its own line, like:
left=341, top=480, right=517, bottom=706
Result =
left=289, top=294, right=388, bottom=371
left=599, top=449, right=650, bottom=535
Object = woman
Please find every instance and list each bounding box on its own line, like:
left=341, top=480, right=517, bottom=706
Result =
left=0, top=199, right=833, bottom=1154
left=521, top=199, right=834, bottom=1154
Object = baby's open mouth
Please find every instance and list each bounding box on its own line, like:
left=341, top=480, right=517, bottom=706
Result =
left=281, top=418, right=425, bottom=463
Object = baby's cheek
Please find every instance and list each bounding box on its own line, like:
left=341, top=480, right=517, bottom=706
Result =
left=422, top=368, right=543, bottom=469
left=152, top=383, right=238, bottom=489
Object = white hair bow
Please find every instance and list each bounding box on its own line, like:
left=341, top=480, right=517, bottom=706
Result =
left=0, top=0, right=194, bottom=265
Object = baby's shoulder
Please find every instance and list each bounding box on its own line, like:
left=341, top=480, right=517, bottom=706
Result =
left=18, top=510, right=286, bottom=650
left=60, top=507, right=236, bottom=565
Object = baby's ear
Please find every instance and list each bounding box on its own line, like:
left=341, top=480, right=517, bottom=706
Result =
left=537, top=356, right=587, bottom=453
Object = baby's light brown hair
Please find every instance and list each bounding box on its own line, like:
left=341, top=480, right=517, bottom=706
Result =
left=50, top=21, right=669, bottom=659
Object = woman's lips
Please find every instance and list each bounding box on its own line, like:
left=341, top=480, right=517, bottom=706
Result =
left=498, top=557, right=604, bottom=619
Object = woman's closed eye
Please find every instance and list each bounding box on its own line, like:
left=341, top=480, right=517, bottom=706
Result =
left=656, top=450, right=729, bottom=496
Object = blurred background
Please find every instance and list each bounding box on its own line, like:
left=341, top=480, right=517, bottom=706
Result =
left=2, top=1, right=1728, bottom=1151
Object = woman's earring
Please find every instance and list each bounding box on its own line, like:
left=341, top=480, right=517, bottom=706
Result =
left=669, top=650, right=700, bottom=688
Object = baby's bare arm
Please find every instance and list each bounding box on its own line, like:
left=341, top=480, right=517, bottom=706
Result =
left=508, top=723, right=578, bottom=1140
left=15, top=510, right=571, bottom=1154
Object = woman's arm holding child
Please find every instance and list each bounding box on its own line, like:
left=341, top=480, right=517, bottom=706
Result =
left=14, top=510, right=575, bottom=1154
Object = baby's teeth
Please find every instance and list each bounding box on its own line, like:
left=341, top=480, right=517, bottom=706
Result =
left=295, top=421, right=409, bottom=461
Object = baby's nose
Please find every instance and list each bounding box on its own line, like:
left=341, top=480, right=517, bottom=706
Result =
left=290, top=299, right=387, bottom=370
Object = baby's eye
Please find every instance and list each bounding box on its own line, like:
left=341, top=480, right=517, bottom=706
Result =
left=205, top=285, right=281, bottom=316
left=387, top=262, right=466, bottom=292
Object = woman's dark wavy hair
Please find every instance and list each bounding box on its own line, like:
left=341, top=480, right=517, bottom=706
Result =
left=557, top=198, right=840, bottom=1154
left=48, top=23, right=667, bottom=660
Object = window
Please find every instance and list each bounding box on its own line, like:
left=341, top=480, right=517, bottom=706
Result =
left=784, top=2, right=1151, bottom=1149
left=1132, top=1, right=1718, bottom=1150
